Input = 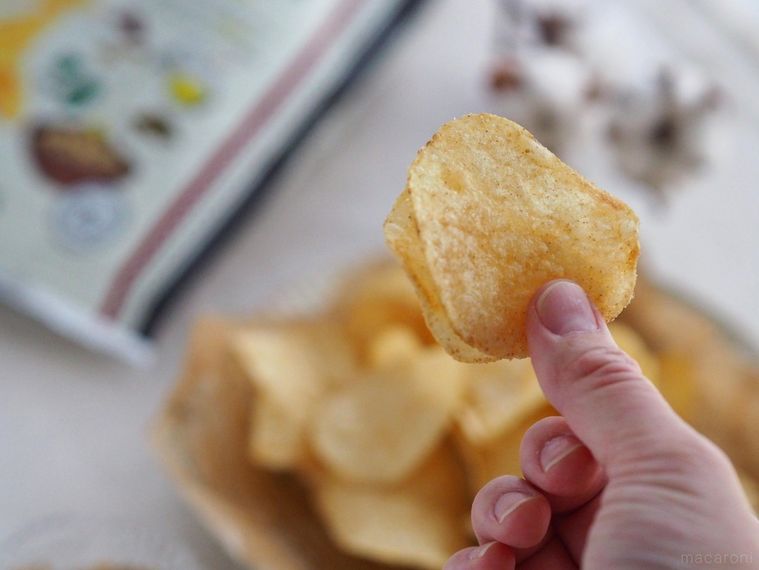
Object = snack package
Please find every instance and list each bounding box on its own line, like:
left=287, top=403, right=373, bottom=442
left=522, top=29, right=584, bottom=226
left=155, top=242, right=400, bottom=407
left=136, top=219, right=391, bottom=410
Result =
left=0, top=0, right=416, bottom=363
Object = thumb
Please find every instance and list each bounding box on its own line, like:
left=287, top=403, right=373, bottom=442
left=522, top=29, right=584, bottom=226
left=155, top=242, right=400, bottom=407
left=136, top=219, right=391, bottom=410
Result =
left=526, top=280, right=689, bottom=470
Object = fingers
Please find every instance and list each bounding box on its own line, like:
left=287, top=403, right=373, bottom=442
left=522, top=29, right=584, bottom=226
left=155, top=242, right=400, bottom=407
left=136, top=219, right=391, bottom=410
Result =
left=519, top=416, right=606, bottom=513
left=553, top=494, right=602, bottom=563
left=526, top=280, right=691, bottom=469
left=517, top=416, right=604, bottom=563
left=461, top=419, right=605, bottom=570
left=470, top=475, right=552, bottom=549
left=517, top=537, right=578, bottom=570
left=443, top=542, right=516, bottom=570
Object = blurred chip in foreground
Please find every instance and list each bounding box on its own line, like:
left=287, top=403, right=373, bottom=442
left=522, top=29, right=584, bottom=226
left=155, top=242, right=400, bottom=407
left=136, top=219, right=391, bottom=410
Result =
left=308, top=443, right=470, bottom=569
left=310, top=346, right=466, bottom=484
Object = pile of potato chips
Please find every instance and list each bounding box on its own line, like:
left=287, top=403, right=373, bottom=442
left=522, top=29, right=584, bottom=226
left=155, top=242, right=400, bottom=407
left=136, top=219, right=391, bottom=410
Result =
left=155, top=260, right=759, bottom=570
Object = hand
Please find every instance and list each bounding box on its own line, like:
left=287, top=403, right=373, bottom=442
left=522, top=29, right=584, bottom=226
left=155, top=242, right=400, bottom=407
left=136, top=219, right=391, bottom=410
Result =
left=445, top=280, right=759, bottom=569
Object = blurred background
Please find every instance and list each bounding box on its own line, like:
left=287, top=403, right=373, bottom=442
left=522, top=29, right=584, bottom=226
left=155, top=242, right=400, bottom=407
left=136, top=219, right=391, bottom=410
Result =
left=1, top=0, right=758, bottom=567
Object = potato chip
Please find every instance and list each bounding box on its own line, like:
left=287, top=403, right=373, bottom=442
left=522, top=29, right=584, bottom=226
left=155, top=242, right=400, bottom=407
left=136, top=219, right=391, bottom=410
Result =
left=656, top=351, right=697, bottom=422
left=310, top=346, right=467, bottom=484
left=620, top=276, right=716, bottom=354
left=308, top=443, right=471, bottom=569
left=233, top=321, right=356, bottom=401
left=384, top=113, right=639, bottom=362
left=456, top=403, right=557, bottom=489
left=246, top=396, right=306, bottom=469
left=456, top=358, right=545, bottom=445
left=232, top=322, right=357, bottom=469
left=609, top=322, right=660, bottom=386
left=738, top=470, right=759, bottom=513
left=738, top=371, right=759, bottom=477
left=335, top=261, right=433, bottom=356
left=367, top=324, right=421, bottom=368
left=154, top=319, right=397, bottom=570
left=679, top=335, right=751, bottom=455
left=408, top=346, right=470, bottom=412
left=622, top=277, right=759, bottom=474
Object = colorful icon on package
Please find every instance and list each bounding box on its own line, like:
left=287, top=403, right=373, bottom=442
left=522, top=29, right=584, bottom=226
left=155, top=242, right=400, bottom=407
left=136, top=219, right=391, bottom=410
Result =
left=50, top=184, right=129, bottom=251
left=133, top=113, right=174, bottom=140
left=167, top=71, right=208, bottom=107
left=0, top=0, right=90, bottom=119
left=31, top=123, right=131, bottom=186
left=49, top=53, right=101, bottom=107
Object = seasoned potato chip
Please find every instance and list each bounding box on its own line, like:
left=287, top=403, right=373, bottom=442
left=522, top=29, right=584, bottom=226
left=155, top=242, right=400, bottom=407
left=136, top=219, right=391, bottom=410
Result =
left=609, top=322, right=660, bottom=386
left=384, top=113, right=639, bottom=361
left=308, top=443, right=471, bottom=569
left=409, top=346, right=470, bottom=412
left=310, top=346, right=466, bottom=484
left=457, top=358, right=545, bottom=445
left=457, top=403, right=557, bottom=489
left=738, top=470, right=759, bottom=512
left=367, top=324, right=422, bottom=368
left=155, top=318, right=400, bottom=570
left=233, top=321, right=356, bottom=402
left=654, top=351, right=696, bottom=422
left=335, top=261, right=433, bottom=356
left=246, top=396, right=305, bottom=469
left=232, top=322, right=357, bottom=469
left=738, top=371, right=759, bottom=476
left=620, top=276, right=716, bottom=354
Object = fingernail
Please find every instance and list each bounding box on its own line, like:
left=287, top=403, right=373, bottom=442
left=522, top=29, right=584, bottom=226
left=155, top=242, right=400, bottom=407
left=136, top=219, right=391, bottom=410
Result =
left=540, top=434, right=585, bottom=472
left=493, top=492, right=532, bottom=523
left=468, top=541, right=497, bottom=560
left=536, top=280, right=598, bottom=335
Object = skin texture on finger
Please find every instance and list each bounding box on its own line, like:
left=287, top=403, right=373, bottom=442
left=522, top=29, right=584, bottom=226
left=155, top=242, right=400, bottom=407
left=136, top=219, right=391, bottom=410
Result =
left=517, top=537, right=578, bottom=570
left=443, top=542, right=516, bottom=570
left=526, top=280, right=691, bottom=470
left=517, top=415, right=604, bottom=564
left=519, top=416, right=606, bottom=513
left=471, top=475, right=552, bottom=549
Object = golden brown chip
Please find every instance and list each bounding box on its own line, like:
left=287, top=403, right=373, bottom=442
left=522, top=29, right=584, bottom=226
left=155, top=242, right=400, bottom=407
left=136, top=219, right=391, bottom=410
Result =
left=153, top=318, right=399, bottom=570
left=619, top=276, right=716, bottom=354
left=384, top=113, right=639, bottom=362
left=308, top=443, right=471, bottom=569
left=233, top=321, right=357, bottom=401
left=622, top=276, right=759, bottom=475
left=367, top=325, right=422, bottom=368
left=335, top=260, right=433, bottom=356
left=310, top=346, right=467, bottom=484
left=609, top=322, right=660, bottom=386
left=232, top=321, right=357, bottom=469
left=246, top=396, right=306, bottom=469
left=738, top=470, right=759, bottom=513
left=656, top=351, right=697, bottom=422
left=456, top=403, right=556, bottom=489
left=456, top=358, right=545, bottom=445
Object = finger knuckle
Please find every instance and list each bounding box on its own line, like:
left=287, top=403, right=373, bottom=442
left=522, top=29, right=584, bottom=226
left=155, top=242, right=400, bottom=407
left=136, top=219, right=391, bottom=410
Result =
left=562, top=344, right=642, bottom=389
left=617, top=428, right=733, bottom=482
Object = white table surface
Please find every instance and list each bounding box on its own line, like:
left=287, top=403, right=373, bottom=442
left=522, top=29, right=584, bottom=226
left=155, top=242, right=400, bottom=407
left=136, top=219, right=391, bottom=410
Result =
left=2, top=0, right=758, bottom=567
